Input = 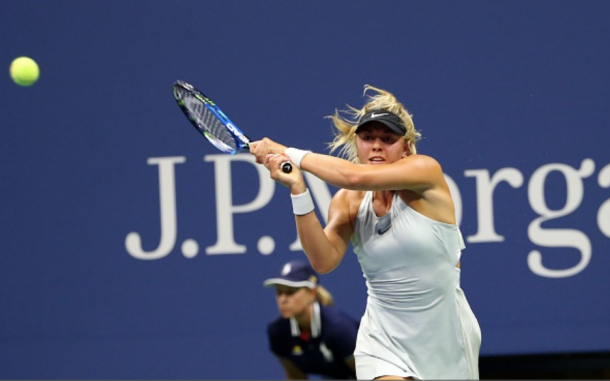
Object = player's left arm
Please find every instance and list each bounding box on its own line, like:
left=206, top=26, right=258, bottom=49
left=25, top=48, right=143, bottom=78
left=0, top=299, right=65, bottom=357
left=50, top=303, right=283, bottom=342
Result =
left=300, top=153, right=444, bottom=192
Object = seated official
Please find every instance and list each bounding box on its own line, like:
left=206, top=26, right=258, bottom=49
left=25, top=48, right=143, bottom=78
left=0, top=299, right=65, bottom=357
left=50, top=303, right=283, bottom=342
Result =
left=264, top=260, right=359, bottom=380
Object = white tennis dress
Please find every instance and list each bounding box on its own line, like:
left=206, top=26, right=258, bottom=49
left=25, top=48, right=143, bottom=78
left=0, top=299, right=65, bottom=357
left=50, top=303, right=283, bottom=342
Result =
left=351, top=191, right=481, bottom=380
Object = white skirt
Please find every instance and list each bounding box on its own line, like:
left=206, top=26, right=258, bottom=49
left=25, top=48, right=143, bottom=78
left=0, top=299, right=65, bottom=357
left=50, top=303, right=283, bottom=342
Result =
left=354, top=286, right=481, bottom=380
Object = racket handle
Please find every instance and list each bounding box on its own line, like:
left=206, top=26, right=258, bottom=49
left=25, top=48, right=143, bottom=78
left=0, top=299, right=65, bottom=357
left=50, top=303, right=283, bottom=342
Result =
left=281, top=161, right=293, bottom=174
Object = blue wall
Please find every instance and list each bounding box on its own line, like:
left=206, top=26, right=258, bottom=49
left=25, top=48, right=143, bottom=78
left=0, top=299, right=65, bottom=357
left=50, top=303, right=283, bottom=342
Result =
left=1, top=1, right=610, bottom=378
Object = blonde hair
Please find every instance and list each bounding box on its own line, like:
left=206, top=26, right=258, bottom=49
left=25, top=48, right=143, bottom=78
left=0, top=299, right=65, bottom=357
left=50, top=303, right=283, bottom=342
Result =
left=315, top=285, right=334, bottom=306
left=328, top=85, right=421, bottom=163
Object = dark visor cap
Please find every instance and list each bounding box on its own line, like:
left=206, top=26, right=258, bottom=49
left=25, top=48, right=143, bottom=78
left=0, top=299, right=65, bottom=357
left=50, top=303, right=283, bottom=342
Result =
left=356, top=110, right=407, bottom=135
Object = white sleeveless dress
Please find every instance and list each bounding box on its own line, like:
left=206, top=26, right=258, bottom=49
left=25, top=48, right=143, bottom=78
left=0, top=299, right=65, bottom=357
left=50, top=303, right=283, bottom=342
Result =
left=351, top=191, right=481, bottom=380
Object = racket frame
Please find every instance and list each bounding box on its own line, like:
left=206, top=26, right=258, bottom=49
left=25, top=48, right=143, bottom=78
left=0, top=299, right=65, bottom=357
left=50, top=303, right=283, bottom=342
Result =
left=173, top=80, right=250, bottom=154
left=172, top=80, right=292, bottom=173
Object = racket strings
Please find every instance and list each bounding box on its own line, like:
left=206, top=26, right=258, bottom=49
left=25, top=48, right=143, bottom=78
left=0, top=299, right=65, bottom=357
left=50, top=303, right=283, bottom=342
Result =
left=177, top=89, right=238, bottom=153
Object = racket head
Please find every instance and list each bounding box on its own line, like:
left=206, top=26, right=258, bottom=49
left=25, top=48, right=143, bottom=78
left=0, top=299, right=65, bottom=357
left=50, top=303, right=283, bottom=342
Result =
left=172, top=81, right=249, bottom=154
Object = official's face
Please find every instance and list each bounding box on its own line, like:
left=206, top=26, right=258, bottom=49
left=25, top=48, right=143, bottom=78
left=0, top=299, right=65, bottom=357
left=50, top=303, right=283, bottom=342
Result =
left=274, top=285, right=315, bottom=318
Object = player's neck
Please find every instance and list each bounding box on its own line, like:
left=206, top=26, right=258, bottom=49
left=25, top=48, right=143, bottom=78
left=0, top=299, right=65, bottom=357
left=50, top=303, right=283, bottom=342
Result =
left=373, top=190, right=394, bottom=216
left=374, top=190, right=394, bottom=202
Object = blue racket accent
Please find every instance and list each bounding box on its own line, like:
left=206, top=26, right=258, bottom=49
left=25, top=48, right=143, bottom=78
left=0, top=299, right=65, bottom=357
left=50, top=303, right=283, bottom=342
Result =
left=172, top=80, right=292, bottom=173
left=173, top=81, right=249, bottom=154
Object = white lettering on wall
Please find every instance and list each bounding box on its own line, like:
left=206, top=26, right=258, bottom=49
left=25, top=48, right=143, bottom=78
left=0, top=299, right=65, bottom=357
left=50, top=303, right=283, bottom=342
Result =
left=464, top=168, right=524, bottom=243
left=597, top=163, right=610, bottom=238
left=125, top=156, right=185, bottom=260
left=204, top=154, right=275, bottom=254
left=527, top=159, right=595, bottom=278
left=125, top=156, right=610, bottom=278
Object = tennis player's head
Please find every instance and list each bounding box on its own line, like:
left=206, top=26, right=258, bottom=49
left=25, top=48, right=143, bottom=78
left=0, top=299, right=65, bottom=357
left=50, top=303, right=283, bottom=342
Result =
left=264, top=260, right=334, bottom=318
left=328, top=85, right=421, bottom=164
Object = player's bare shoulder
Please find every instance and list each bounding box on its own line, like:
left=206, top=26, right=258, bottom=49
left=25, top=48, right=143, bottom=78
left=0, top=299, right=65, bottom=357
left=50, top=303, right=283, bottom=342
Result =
left=326, top=189, right=364, bottom=236
left=333, top=188, right=365, bottom=204
left=404, top=153, right=443, bottom=172
left=332, top=188, right=366, bottom=221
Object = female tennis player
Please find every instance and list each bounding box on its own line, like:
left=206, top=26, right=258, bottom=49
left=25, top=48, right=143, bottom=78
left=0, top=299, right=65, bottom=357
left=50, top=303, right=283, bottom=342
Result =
left=263, top=260, right=359, bottom=379
left=250, top=85, right=481, bottom=380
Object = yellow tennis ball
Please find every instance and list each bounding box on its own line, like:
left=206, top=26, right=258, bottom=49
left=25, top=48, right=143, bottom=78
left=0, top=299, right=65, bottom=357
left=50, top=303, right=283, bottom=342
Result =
left=10, top=56, right=40, bottom=86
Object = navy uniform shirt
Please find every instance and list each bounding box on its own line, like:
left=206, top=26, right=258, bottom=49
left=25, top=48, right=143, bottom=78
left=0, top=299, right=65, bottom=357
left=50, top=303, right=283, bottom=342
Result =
left=267, top=303, right=359, bottom=379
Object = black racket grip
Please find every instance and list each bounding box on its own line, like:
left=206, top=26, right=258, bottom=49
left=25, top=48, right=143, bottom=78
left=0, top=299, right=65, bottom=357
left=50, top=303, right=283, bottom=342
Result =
left=281, top=161, right=293, bottom=173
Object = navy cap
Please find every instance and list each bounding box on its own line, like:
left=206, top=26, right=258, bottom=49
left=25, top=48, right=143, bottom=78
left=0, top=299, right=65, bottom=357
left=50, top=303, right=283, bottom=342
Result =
left=356, top=110, right=407, bottom=135
left=263, top=260, right=319, bottom=289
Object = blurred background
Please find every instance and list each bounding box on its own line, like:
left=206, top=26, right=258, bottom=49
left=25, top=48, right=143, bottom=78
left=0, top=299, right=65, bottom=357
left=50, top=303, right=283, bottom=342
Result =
left=1, top=0, right=609, bottom=379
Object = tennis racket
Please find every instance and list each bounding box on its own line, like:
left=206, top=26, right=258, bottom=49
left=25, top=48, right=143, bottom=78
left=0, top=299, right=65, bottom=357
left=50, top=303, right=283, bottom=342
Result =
left=172, top=80, right=292, bottom=173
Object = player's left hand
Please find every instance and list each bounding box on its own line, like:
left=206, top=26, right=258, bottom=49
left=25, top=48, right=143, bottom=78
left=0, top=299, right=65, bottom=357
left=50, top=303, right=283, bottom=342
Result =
left=249, top=138, right=287, bottom=164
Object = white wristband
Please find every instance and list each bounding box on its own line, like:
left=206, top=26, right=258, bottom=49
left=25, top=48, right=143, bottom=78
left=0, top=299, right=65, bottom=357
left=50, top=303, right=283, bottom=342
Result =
left=285, top=147, right=311, bottom=169
left=291, top=189, right=315, bottom=216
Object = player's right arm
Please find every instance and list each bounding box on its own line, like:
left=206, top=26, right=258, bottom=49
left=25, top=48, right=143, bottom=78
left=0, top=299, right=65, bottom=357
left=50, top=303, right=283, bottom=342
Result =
left=257, top=149, right=354, bottom=274
left=295, top=188, right=353, bottom=274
